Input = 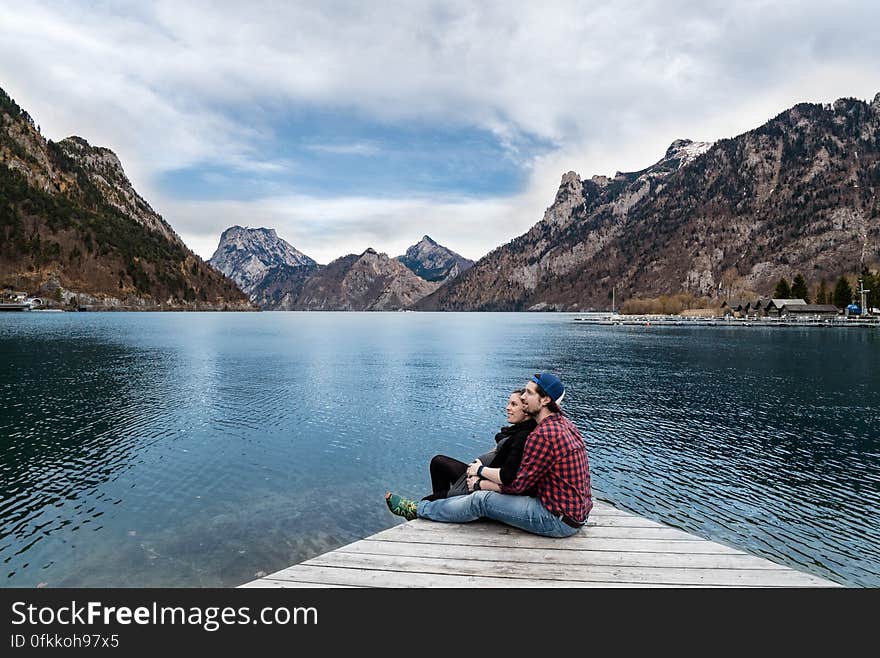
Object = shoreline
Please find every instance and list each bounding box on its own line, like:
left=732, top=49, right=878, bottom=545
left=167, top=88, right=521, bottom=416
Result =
left=574, top=315, right=880, bottom=327
left=574, top=316, right=880, bottom=329
left=3, top=306, right=879, bottom=324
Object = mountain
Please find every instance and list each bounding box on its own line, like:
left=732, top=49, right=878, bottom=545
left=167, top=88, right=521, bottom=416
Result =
left=207, top=229, right=461, bottom=311
left=0, top=87, right=251, bottom=310
left=209, top=225, right=317, bottom=296
left=396, top=235, right=474, bottom=283
left=255, top=248, right=439, bottom=310
left=417, top=94, right=880, bottom=311
left=248, top=262, right=321, bottom=310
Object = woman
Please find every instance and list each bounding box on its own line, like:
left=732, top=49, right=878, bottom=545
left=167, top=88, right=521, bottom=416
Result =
left=414, top=389, right=536, bottom=502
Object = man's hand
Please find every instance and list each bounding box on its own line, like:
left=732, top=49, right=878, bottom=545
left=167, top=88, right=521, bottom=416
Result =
left=466, top=475, right=480, bottom=492
left=466, top=459, right=483, bottom=477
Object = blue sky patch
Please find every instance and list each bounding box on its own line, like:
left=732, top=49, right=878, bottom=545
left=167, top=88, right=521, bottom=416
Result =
left=157, top=106, right=554, bottom=200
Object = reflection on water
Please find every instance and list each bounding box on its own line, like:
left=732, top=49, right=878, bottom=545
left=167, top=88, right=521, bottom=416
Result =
left=1, top=313, right=878, bottom=587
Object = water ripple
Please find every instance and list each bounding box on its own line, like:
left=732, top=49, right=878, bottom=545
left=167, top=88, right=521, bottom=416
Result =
left=1, top=313, right=878, bottom=586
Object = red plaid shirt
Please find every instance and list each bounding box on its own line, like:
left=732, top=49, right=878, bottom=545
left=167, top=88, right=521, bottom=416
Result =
left=500, top=413, right=592, bottom=523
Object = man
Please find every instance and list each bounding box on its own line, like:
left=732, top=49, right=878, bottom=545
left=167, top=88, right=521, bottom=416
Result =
left=385, top=373, right=592, bottom=538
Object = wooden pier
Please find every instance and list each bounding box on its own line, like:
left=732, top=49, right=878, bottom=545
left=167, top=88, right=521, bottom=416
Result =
left=239, top=500, right=840, bottom=588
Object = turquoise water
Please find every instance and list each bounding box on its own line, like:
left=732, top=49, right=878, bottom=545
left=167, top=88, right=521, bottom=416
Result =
left=1, top=312, right=878, bottom=587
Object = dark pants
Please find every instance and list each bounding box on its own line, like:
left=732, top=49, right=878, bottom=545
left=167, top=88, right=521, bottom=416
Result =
left=422, top=454, right=468, bottom=501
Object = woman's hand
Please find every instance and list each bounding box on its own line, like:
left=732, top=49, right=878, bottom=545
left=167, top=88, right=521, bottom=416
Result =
left=466, top=459, right=483, bottom=477
left=466, top=475, right=480, bottom=492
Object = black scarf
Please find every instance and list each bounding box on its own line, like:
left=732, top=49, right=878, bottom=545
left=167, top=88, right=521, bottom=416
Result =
left=494, top=418, right=537, bottom=444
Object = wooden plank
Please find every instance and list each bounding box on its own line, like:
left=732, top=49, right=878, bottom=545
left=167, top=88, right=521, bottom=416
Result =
left=584, top=501, right=634, bottom=515
left=302, top=552, right=838, bottom=587
left=368, top=524, right=748, bottom=554
left=238, top=579, right=357, bottom=588
left=387, top=514, right=672, bottom=529
left=584, top=516, right=670, bottom=528
left=335, top=539, right=785, bottom=570
left=262, top=564, right=725, bottom=588
left=589, top=516, right=683, bottom=526
left=402, top=517, right=685, bottom=534
left=382, top=519, right=703, bottom=541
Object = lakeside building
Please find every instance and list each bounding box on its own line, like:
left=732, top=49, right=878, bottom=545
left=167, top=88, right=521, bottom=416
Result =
left=764, top=298, right=808, bottom=317
left=1, top=290, right=29, bottom=302
left=752, top=298, right=771, bottom=315
left=780, top=303, right=840, bottom=319
left=721, top=299, right=751, bottom=317
left=722, top=297, right=843, bottom=319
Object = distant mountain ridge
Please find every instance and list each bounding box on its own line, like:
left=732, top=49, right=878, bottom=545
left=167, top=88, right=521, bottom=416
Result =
left=396, top=235, right=473, bottom=283
left=215, top=229, right=469, bottom=310
left=254, top=247, right=439, bottom=310
left=209, top=226, right=317, bottom=295
left=0, top=87, right=251, bottom=310
left=417, top=93, right=880, bottom=311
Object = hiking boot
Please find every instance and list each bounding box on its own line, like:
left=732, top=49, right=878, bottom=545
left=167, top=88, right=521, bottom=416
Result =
left=385, top=492, right=418, bottom=521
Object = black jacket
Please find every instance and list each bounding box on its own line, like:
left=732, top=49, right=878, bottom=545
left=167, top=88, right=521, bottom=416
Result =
left=487, top=419, right=537, bottom=484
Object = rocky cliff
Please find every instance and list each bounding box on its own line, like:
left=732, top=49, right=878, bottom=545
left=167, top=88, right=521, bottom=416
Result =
left=396, top=235, right=473, bottom=283
left=257, top=248, right=439, bottom=310
left=0, top=87, right=252, bottom=310
left=209, top=226, right=317, bottom=296
left=417, top=94, right=880, bottom=311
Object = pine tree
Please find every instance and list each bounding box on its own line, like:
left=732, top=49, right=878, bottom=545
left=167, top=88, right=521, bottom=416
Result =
left=774, top=277, right=791, bottom=298
left=815, top=279, right=828, bottom=305
left=833, top=276, right=853, bottom=308
left=791, top=273, right=809, bottom=303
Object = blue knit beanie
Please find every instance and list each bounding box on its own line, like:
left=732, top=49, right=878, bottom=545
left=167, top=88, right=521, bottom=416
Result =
left=531, top=373, right=565, bottom=404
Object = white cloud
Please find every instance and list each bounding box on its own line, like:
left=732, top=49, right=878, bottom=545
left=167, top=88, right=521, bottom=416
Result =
left=1, top=0, right=878, bottom=261
left=304, top=142, right=381, bottom=156
left=165, top=192, right=533, bottom=264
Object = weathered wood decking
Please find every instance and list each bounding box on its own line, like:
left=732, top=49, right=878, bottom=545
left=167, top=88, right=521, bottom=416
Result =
left=240, top=500, right=840, bottom=588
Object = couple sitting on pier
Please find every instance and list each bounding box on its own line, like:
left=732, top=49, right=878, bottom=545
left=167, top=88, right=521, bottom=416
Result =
left=385, top=372, right=592, bottom=538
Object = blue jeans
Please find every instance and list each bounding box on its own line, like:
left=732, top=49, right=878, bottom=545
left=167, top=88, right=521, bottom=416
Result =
left=416, top=491, right=582, bottom=538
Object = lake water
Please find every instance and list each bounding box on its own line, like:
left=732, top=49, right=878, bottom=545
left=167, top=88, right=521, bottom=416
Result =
left=1, top=312, right=878, bottom=587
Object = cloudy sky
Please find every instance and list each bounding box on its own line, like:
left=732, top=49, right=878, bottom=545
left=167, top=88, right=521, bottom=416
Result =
left=1, top=1, right=878, bottom=263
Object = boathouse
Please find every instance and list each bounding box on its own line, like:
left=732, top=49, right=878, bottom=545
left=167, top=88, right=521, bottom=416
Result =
left=721, top=299, right=750, bottom=317
left=751, top=298, right=771, bottom=316
left=780, top=303, right=839, bottom=318
left=764, top=298, right=807, bottom=317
